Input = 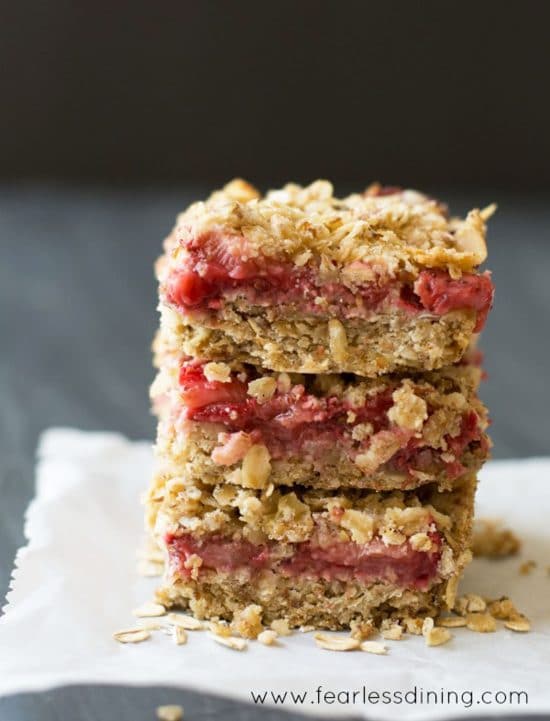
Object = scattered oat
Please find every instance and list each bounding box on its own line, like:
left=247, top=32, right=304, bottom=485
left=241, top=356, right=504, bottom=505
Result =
left=132, top=602, right=166, bottom=618
left=422, top=617, right=434, bottom=636
left=156, top=704, right=184, bottom=721
left=466, top=612, right=497, bottom=633
left=360, top=641, right=388, bottom=655
left=231, top=604, right=263, bottom=639
left=270, top=619, right=292, bottom=636
left=504, top=616, right=531, bottom=633
left=167, top=613, right=203, bottom=630
left=209, top=633, right=248, bottom=651
left=454, top=593, right=486, bottom=615
left=436, top=616, right=467, bottom=628
left=113, top=628, right=151, bottom=644
left=519, top=560, right=536, bottom=575
left=472, top=519, right=521, bottom=558
left=299, top=625, right=315, bottom=633
left=487, top=597, right=519, bottom=620
left=400, top=617, right=421, bottom=635
left=174, top=626, right=188, bottom=645
left=380, top=622, right=403, bottom=641
left=350, top=619, right=376, bottom=641
left=257, top=630, right=278, bottom=646
left=314, top=633, right=360, bottom=651
left=463, top=593, right=487, bottom=613
left=208, top=620, right=232, bottom=637
left=425, top=627, right=452, bottom=647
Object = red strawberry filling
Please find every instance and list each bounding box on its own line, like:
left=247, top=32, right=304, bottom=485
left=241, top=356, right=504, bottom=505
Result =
left=163, top=231, right=493, bottom=330
left=166, top=531, right=442, bottom=589
left=177, top=362, right=485, bottom=481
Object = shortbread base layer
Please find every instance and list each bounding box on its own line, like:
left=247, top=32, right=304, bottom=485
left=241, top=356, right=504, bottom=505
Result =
left=162, top=304, right=476, bottom=376
left=155, top=568, right=462, bottom=630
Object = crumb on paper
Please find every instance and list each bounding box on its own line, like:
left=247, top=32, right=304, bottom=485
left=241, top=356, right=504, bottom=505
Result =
left=156, top=705, right=184, bottom=721
left=231, top=604, right=263, bottom=639
left=209, top=633, right=248, bottom=651
left=519, top=560, right=536, bottom=575
left=380, top=620, right=403, bottom=640
left=314, top=633, right=360, bottom=651
left=472, top=518, right=521, bottom=558
left=465, top=612, right=497, bottom=633
left=504, top=616, right=531, bottom=632
left=425, top=627, right=452, bottom=646
left=270, top=618, right=292, bottom=636
left=257, top=629, right=278, bottom=646
left=113, top=628, right=151, bottom=644
left=360, top=641, right=388, bottom=655
left=174, top=626, right=188, bottom=645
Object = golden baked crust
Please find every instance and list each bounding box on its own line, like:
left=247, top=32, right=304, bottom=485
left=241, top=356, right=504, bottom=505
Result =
left=159, top=303, right=478, bottom=375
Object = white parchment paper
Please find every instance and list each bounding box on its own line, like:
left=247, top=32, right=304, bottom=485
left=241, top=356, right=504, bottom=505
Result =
left=1, top=428, right=549, bottom=719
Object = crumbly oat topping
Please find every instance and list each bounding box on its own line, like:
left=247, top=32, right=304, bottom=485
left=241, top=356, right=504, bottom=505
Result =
left=340, top=509, right=374, bottom=544
left=166, top=179, right=493, bottom=276
left=388, top=381, right=428, bottom=432
left=247, top=376, right=277, bottom=402
left=203, top=362, right=232, bottom=383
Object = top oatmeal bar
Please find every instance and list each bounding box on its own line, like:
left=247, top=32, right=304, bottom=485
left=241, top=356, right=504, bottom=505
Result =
left=157, top=179, right=494, bottom=376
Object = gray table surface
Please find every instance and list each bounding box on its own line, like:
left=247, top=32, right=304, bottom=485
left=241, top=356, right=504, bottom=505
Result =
left=1, top=186, right=549, bottom=720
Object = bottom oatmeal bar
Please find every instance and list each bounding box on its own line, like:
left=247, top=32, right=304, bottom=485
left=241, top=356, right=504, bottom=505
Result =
left=148, top=474, right=476, bottom=629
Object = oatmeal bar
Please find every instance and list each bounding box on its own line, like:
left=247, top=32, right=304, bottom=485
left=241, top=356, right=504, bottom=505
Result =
left=156, top=179, right=494, bottom=376
left=147, top=473, right=476, bottom=629
left=150, top=348, right=490, bottom=492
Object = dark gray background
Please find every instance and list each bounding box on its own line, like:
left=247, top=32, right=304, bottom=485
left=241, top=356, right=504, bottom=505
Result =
left=1, top=1, right=550, bottom=189
left=1, top=0, right=550, bottom=718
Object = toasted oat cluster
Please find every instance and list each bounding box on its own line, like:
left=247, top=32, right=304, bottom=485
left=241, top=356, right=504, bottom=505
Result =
left=146, top=180, right=494, bottom=632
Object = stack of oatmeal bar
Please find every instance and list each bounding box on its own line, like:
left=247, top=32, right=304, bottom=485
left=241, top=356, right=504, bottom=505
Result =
left=146, top=179, right=494, bottom=630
